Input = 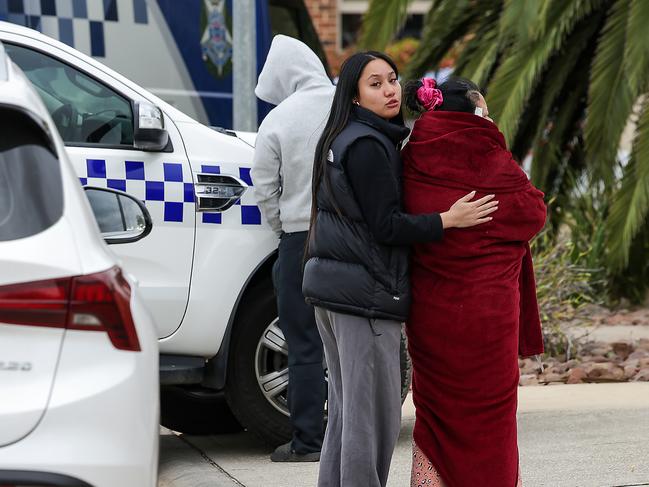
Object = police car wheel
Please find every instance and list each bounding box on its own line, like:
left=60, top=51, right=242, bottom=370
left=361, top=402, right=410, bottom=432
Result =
left=254, top=316, right=291, bottom=417
left=225, top=280, right=293, bottom=446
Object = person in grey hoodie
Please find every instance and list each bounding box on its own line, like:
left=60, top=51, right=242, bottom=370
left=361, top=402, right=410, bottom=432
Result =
left=251, top=34, right=335, bottom=462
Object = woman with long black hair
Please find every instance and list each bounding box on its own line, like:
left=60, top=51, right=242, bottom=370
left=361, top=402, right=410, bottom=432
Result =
left=302, top=53, right=498, bottom=487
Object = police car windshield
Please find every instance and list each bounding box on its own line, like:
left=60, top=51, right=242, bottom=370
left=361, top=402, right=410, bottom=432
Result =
left=5, top=43, right=134, bottom=147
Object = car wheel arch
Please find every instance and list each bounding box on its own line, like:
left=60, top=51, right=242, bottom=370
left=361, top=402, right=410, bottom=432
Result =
left=201, top=249, right=278, bottom=390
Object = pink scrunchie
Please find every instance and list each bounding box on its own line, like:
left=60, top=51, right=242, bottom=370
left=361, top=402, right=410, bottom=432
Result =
left=417, top=78, right=443, bottom=111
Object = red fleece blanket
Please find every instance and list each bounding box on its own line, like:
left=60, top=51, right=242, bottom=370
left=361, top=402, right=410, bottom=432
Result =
left=401, top=111, right=546, bottom=486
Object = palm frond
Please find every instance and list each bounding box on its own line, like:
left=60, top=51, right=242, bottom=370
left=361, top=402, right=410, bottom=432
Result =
left=535, top=0, right=605, bottom=44
left=455, top=4, right=503, bottom=88
left=457, top=32, right=500, bottom=89
left=510, top=15, right=601, bottom=161
left=485, top=43, right=555, bottom=144
left=535, top=16, right=603, bottom=148
left=624, top=0, right=649, bottom=94
left=584, top=0, right=633, bottom=185
left=531, top=79, right=588, bottom=193
left=607, top=95, right=649, bottom=269
left=521, top=14, right=602, bottom=162
left=358, top=0, right=414, bottom=51
left=498, top=0, right=541, bottom=44
left=487, top=0, right=598, bottom=144
left=402, top=0, right=481, bottom=79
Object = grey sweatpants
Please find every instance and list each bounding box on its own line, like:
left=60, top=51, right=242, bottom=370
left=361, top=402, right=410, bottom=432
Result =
left=315, top=307, right=402, bottom=487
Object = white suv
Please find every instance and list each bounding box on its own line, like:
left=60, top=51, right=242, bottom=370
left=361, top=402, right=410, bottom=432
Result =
left=0, top=43, right=159, bottom=487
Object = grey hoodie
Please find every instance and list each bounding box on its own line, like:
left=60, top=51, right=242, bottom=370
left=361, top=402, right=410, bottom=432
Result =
left=251, top=35, right=335, bottom=236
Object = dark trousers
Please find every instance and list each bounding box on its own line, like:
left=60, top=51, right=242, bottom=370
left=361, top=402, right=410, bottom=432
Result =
left=273, top=231, right=325, bottom=454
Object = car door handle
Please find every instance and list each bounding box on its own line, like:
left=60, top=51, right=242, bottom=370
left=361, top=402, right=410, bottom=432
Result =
left=194, top=173, right=248, bottom=212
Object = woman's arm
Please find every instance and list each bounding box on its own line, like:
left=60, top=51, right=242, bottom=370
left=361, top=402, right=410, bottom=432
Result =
left=346, top=138, right=498, bottom=245
left=345, top=137, right=442, bottom=245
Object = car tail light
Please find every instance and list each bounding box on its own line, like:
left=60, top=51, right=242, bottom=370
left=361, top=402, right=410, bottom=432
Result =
left=0, top=277, right=69, bottom=327
left=0, top=267, right=140, bottom=351
left=67, top=267, right=141, bottom=351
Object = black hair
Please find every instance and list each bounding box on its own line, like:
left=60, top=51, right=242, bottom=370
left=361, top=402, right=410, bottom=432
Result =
left=306, top=51, right=403, bottom=258
left=403, top=76, right=482, bottom=115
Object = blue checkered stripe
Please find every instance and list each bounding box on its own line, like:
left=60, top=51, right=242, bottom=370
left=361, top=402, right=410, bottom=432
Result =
left=0, top=0, right=149, bottom=57
left=79, top=159, right=262, bottom=226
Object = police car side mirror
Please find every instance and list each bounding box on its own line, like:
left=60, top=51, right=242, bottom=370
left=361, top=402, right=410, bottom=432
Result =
left=84, top=186, right=153, bottom=244
left=133, top=101, right=169, bottom=151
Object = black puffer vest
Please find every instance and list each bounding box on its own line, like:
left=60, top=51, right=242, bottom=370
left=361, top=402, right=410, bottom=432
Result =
left=303, top=107, right=411, bottom=321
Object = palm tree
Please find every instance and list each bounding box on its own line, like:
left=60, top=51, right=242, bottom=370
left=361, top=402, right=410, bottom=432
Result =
left=360, top=0, right=649, bottom=298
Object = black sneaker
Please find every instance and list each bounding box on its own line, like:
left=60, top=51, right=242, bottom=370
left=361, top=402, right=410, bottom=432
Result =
left=270, top=442, right=320, bottom=462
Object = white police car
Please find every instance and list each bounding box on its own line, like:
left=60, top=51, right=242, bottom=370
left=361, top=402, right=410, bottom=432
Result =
left=0, top=21, right=412, bottom=444
left=0, top=43, right=158, bottom=486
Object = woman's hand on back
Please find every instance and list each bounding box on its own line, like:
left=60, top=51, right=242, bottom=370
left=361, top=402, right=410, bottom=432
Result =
left=441, top=191, right=498, bottom=228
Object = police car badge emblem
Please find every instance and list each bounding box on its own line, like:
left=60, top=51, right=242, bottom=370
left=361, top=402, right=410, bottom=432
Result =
left=201, top=0, right=233, bottom=77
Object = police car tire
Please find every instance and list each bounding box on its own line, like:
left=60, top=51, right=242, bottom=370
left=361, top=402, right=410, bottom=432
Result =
left=225, top=279, right=293, bottom=446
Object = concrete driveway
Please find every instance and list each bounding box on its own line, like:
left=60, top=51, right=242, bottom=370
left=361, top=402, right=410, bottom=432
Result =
left=159, top=383, right=649, bottom=487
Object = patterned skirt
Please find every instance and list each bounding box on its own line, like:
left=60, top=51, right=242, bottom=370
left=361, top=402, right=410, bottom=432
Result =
left=411, top=441, right=523, bottom=487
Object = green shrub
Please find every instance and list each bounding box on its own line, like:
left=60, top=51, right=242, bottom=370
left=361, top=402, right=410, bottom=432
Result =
left=532, top=229, right=602, bottom=358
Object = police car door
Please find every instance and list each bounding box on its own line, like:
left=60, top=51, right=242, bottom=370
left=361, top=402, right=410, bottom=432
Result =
left=3, top=38, right=194, bottom=340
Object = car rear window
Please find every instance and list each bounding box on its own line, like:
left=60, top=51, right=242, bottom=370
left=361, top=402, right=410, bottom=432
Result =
left=0, top=107, right=63, bottom=242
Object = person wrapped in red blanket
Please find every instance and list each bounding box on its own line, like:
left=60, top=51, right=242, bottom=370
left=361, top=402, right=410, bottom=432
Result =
left=401, top=77, right=547, bottom=487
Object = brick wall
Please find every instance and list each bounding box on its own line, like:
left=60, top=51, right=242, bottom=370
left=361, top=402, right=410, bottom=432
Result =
left=304, top=0, right=341, bottom=72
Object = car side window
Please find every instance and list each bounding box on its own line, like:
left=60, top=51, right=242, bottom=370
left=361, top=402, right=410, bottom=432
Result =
left=84, top=187, right=152, bottom=244
left=5, top=44, right=134, bottom=147
left=0, top=108, right=63, bottom=242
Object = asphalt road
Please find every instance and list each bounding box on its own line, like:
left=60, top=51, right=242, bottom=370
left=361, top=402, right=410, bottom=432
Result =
left=159, top=383, right=649, bottom=487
